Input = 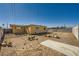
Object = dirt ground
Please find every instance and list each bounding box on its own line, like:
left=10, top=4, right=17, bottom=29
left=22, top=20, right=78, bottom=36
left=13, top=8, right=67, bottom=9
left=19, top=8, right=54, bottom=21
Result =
left=0, top=31, right=79, bottom=56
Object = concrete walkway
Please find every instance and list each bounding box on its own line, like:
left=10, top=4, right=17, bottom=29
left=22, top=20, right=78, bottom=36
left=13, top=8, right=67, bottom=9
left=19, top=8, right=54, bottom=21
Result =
left=40, top=40, right=79, bottom=56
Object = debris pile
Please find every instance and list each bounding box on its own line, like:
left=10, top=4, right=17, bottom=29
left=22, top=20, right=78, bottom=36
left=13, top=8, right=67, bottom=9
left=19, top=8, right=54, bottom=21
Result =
left=28, top=36, right=38, bottom=41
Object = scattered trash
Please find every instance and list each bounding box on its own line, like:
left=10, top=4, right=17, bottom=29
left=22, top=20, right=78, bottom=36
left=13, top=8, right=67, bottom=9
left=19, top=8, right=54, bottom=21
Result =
left=1, top=42, right=6, bottom=47
left=1, top=41, right=12, bottom=47
left=28, top=36, right=38, bottom=41
left=7, top=42, right=12, bottom=47
left=44, top=34, right=52, bottom=38
left=53, top=34, right=60, bottom=39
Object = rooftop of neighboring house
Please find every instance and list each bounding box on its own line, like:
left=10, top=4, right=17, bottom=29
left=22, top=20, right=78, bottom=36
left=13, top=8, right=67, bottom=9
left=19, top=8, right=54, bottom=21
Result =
left=10, top=24, right=47, bottom=27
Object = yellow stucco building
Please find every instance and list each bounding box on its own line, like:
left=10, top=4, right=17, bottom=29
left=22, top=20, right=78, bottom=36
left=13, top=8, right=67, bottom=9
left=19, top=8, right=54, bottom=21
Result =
left=10, top=24, right=26, bottom=34
left=10, top=24, right=47, bottom=34
left=27, top=24, right=47, bottom=34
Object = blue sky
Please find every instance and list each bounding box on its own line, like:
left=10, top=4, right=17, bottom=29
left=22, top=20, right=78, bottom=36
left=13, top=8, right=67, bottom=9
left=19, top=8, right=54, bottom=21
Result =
left=0, top=3, right=79, bottom=27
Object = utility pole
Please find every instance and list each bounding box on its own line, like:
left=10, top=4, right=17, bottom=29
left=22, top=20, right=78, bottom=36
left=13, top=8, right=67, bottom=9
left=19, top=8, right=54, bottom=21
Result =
left=7, top=22, right=8, bottom=29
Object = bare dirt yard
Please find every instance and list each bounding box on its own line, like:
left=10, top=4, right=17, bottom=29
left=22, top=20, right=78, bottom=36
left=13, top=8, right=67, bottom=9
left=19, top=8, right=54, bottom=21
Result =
left=0, top=31, right=79, bottom=56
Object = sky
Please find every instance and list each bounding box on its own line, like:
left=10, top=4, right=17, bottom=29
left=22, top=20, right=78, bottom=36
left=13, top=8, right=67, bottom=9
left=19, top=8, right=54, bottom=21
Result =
left=0, top=3, right=79, bottom=28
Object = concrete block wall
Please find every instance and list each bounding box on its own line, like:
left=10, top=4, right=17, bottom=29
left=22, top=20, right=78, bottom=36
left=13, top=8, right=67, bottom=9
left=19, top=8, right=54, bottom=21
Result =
left=72, top=25, right=79, bottom=40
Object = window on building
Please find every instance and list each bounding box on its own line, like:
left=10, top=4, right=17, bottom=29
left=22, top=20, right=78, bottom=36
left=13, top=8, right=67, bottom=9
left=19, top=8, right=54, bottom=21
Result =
left=44, top=28, right=46, bottom=30
left=17, top=27, right=21, bottom=30
left=36, top=27, right=39, bottom=29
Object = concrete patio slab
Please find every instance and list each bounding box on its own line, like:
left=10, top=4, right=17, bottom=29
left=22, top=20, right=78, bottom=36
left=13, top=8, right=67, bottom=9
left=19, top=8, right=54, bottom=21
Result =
left=40, top=40, right=79, bottom=56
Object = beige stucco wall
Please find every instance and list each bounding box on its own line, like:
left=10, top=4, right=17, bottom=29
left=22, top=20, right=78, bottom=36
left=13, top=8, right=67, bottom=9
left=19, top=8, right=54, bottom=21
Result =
left=72, top=25, right=79, bottom=40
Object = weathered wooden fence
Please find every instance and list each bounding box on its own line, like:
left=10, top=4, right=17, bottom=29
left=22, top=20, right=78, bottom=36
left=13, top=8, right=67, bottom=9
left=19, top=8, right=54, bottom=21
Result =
left=0, top=29, right=5, bottom=50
